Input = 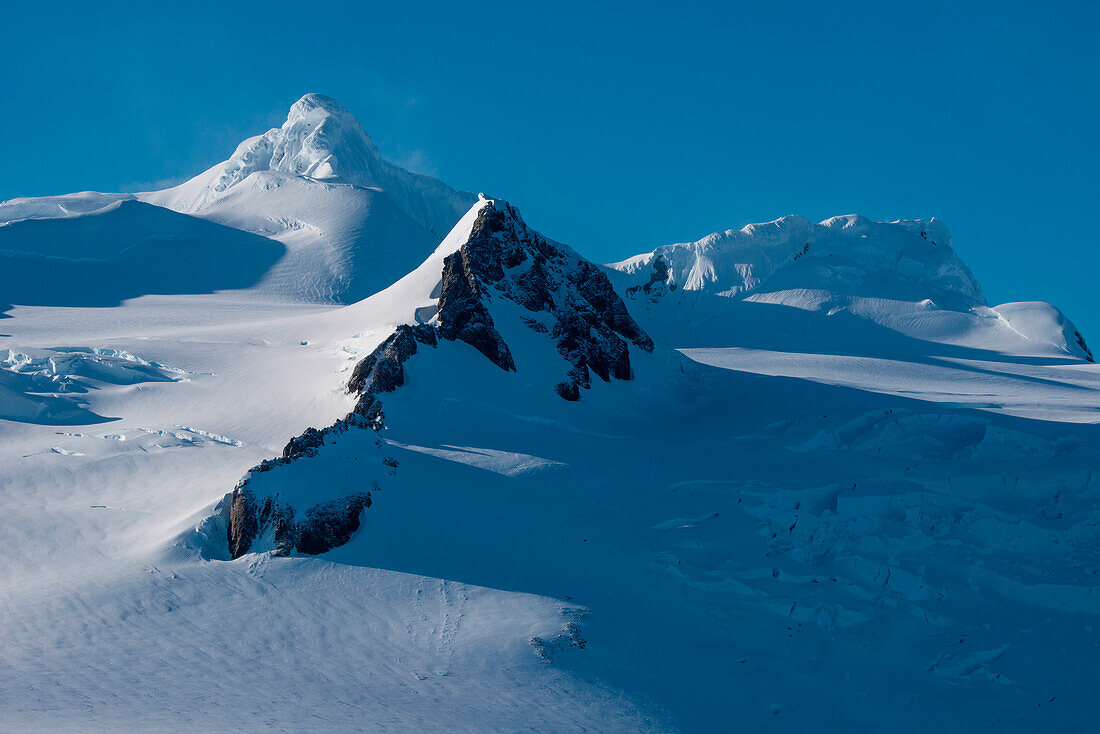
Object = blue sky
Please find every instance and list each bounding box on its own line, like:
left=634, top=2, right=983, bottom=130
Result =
left=2, top=1, right=1097, bottom=338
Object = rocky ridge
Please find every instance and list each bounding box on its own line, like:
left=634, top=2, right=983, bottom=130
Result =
left=219, top=198, right=653, bottom=558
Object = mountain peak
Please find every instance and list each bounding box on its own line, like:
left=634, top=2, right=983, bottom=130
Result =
left=145, top=94, right=477, bottom=236
left=257, top=92, right=380, bottom=183
left=287, top=92, right=350, bottom=119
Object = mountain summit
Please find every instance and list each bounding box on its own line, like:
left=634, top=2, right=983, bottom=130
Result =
left=148, top=93, right=476, bottom=238
left=0, top=94, right=478, bottom=305
left=213, top=196, right=655, bottom=558
left=213, top=93, right=383, bottom=188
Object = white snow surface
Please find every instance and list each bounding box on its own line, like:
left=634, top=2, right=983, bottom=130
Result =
left=611, top=214, right=978, bottom=301
left=610, top=214, right=1093, bottom=363
left=1, top=112, right=1099, bottom=732
left=0, top=94, right=476, bottom=307
left=0, top=291, right=662, bottom=731
left=143, top=93, right=474, bottom=237
left=134, top=94, right=477, bottom=303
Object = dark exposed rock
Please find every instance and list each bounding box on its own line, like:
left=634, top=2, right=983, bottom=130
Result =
left=531, top=621, right=587, bottom=661
left=555, top=380, right=580, bottom=401
left=345, top=197, right=651, bottom=411
left=445, top=199, right=652, bottom=400
left=348, top=323, right=438, bottom=395
left=572, top=259, right=653, bottom=351
left=437, top=248, right=516, bottom=372
left=270, top=504, right=296, bottom=556
left=295, top=493, right=373, bottom=555
left=345, top=323, right=440, bottom=429
left=521, top=316, right=549, bottom=334
left=515, top=256, right=553, bottom=311
left=223, top=408, right=386, bottom=558
left=1075, top=330, right=1094, bottom=363
left=282, top=427, right=325, bottom=459
left=227, top=484, right=261, bottom=559
left=225, top=481, right=372, bottom=559
left=216, top=318, right=438, bottom=559
left=353, top=393, right=385, bottom=426
left=217, top=196, right=654, bottom=560
left=626, top=254, right=673, bottom=298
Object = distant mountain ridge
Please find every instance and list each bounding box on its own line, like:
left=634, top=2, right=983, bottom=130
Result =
left=610, top=213, right=1093, bottom=362
left=0, top=92, right=1090, bottom=363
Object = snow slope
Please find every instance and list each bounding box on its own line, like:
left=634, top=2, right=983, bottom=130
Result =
left=167, top=199, right=1097, bottom=730
left=2, top=109, right=1099, bottom=731
left=157, top=171, right=443, bottom=302
left=139, top=93, right=477, bottom=303
left=0, top=291, right=663, bottom=731
left=610, top=214, right=1094, bottom=363
left=145, top=93, right=474, bottom=237
left=0, top=198, right=284, bottom=307
left=0, top=94, right=476, bottom=309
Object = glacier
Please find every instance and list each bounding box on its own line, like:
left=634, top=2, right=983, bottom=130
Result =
left=0, top=94, right=1097, bottom=732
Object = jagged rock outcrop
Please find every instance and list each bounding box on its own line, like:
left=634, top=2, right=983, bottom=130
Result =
left=281, top=427, right=326, bottom=460
left=216, top=197, right=654, bottom=559
left=436, top=199, right=652, bottom=400
left=227, top=484, right=262, bottom=559
left=625, top=254, right=675, bottom=301
left=294, top=493, right=374, bottom=554
left=222, top=410, right=384, bottom=558
left=1075, top=330, right=1094, bottom=363
left=220, top=323, right=429, bottom=559
left=227, top=484, right=372, bottom=559
left=437, top=249, right=516, bottom=371
left=349, top=323, right=438, bottom=395
left=343, top=198, right=653, bottom=408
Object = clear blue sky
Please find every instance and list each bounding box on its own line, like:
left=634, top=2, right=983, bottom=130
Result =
left=2, top=1, right=1097, bottom=337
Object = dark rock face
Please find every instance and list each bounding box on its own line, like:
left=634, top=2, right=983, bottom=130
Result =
left=348, top=323, right=438, bottom=396
left=446, top=200, right=653, bottom=400
left=295, top=493, right=373, bottom=555
left=626, top=254, right=675, bottom=299
left=555, top=380, right=581, bottom=401
left=282, top=427, right=325, bottom=460
left=219, top=321, right=437, bottom=559
left=226, top=485, right=372, bottom=560
left=344, top=198, right=652, bottom=408
left=348, top=323, right=439, bottom=420
left=437, top=248, right=516, bottom=372
left=531, top=621, right=588, bottom=661
left=343, top=199, right=652, bottom=411
left=216, top=196, right=653, bottom=560
left=1074, top=330, right=1094, bottom=363
left=227, top=485, right=262, bottom=559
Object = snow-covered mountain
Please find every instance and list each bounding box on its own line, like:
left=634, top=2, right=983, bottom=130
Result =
left=146, top=93, right=473, bottom=235
left=610, top=213, right=1094, bottom=363
left=141, top=93, right=477, bottom=302
left=2, top=96, right=1099, bottom=732
left=0, top=94, right=476, bottom=304
left=205, top=196, right=654, bottom=559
